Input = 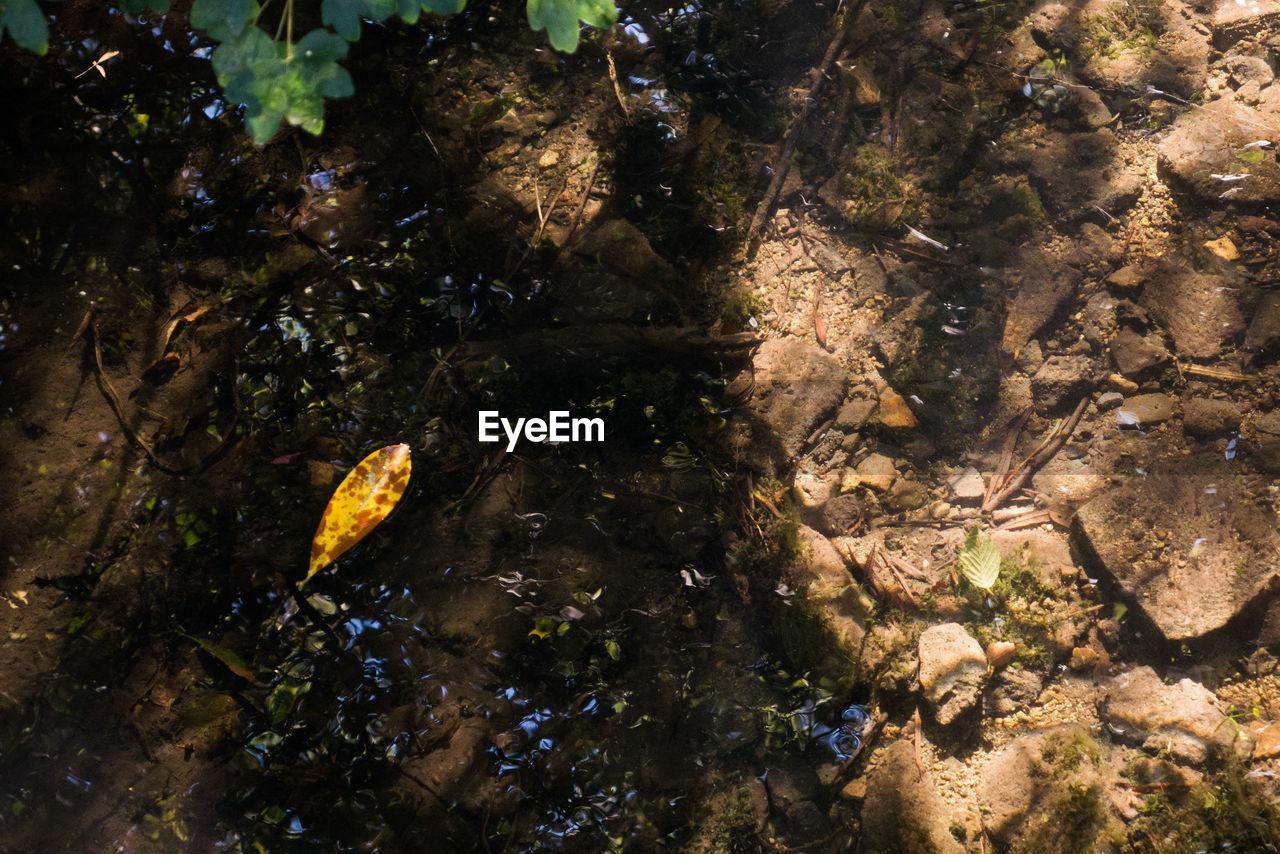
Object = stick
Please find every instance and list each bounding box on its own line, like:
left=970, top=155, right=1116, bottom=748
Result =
left=912, top=706, right=924, bottom=772
left=982, top=407, right=1030, bottom=509
left=982, top=397, right=1088, bottom=512
left=743, top=0, right=869, bottom=254
left=605, top=50, right=630, bottom=119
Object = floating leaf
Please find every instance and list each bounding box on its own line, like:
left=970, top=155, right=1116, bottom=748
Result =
left=957, top=528, right=1001, bottom=592
left=306, top=443, right=411, bottom=583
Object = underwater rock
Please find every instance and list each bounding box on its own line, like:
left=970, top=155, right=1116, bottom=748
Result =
left=983, top=666, right=1044, bottom=717
left=1115, top=393, right=1177, bottom=426
left=874, top=388, right=920, bottom=429
left=860, top=739, right=965, bottom=854
left=1138, top=257, right=1246, bottom=360
left=1158, top=100, right=1280, bottom=203
left=978, top=725, right=1123, bottom=850
left=1252, top=409, right=1280, bottom=474
left=573, top=218, right=679, bottom=284
left=1031, top=355, right=1095, bottom=414
left=1074, top=468, right=1280, bottom=641
left=1244, top=291, right=1280, bottom=356
left=918, top=622, right=988, bottom=726
left=836, top=394, right=877, bottom=431
left=1001, top=259, right=1079, bottom=363
left=813, top=492, right=864, bottom=537
left=780, top=525, right=872, bottom=686
left=1183, top=398, right=1243, bottom=438
left=737, top=337, right=847, bottom=457
left=1109, top=328, right=1169, bottom=376
left=884, top=479, right=929, bottom=513
left=1101, top=666, right=1253, bottom=763
left=855, top=453, right=897, bottom=492
left=948, top=467, right=985, bottom=502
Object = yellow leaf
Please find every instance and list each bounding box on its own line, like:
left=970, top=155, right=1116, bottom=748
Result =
left=306, top=443, right=411, bottom=583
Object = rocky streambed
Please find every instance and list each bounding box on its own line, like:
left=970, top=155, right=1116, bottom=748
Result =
left=708, top=0, right=1280, bottom=847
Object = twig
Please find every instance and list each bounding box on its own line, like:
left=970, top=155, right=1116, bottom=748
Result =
left=605, top=50, right=630, bottom=118
left=813, top=286, right=834, bottom=352
left=995, top=509, right=1054, bottom=531
left=982, top=407, right=1030, bottom=509
left=744, top=0, right=869, bottom=254
left=872, top=545, right=918, bottom=606
left=753, top=489, right=784, bottom=519
left=982, top=397, right=1089, bottom=512
left=912, top=706, right=924, bottom=772
left=76, top=313, right=237, bottom=476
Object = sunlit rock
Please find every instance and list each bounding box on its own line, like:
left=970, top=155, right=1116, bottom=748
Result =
left=1074, top=468, right=1280, bottom=641
left=1102, top=666, right=1253, bottom=763
left=918, top=622, right=987, bottom=726
left=861, top=739, right=965, bottom=854
left=854, top=453, right=896, bottom=492
left=874, top=388, right=919, bottom=429
left=1158, top=100, right=1280, bottom=203
left=1115, top=393, right=1177, bottom=426
left=978, top=725, right=1125, bottom=850
left=779, top=525, right=872, bottom=689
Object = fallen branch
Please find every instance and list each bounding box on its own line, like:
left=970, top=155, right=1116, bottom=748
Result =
left=982, top=396, right=1089, bottom=512
left=743, top=0, right=869, bottom=254
left=75, top=311, right=237, bottom=476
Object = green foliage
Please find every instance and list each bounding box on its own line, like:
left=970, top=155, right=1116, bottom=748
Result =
left=527, top=0, right=616, bottom=53
left=10, top=0, right=616, bottom=143
left=957, top=527, right=1000, bottom=591
left=0, top=0, right=49, bottom=54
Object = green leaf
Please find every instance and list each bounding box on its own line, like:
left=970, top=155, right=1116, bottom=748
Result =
left=322, top=0, right=398, bottom=41
left=213, top=27, right=355, bottom=144
left=191, top=0, right=257, bottom=41
left=526, top=0, right=616, bottom=53
left=957, top=528, right=1001, bottom=592
left=265, top=678, right=310, bottom=725
left=0, top=0, right=49, bottom=54
left=183, top=633, right=261, bottom=684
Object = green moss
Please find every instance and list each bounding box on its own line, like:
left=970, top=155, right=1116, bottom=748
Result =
left=704, top=787, right=761, bottom=853
left=838, top=145, right=916, bottom=227
left=1130, top=757, right=1280, bottom=850
left=1078, top=0, right=1164, bottom=59
left=964, top=548, right=1055, bottom=669
left=1040, top=730, right=1104, bottom=776
left=723, top=291, right=769, bottom=328
left=1026, top=782, right=1109, bottom=853
left=986, top=177, right=1045, bottom=222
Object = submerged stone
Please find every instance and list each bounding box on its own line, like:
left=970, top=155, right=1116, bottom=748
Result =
left=861, top=739, right=965, bottom=854
left=1102, top=666, right=1252, bottom=763
left=918, top=622, right=988, bottom=726
left=1074, top=469, right=1280, bottom=641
